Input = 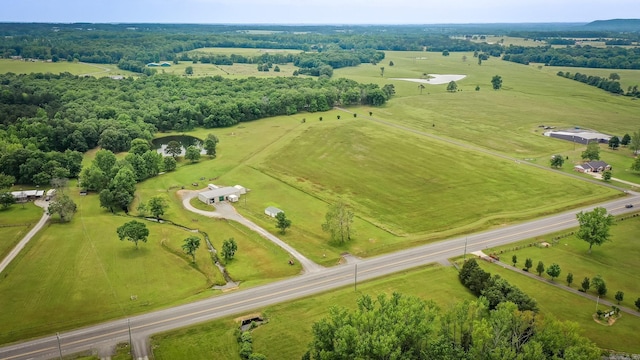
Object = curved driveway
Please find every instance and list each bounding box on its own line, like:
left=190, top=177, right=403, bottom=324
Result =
left=181, top=191, right=323, bottom=274
left=1, top=195, right=638, bottom=360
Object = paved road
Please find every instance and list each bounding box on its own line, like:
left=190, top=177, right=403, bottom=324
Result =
left=0, top=200, right=49, bottom=276
left=181, top=190, right=323, bottom=273
left=1, top=194, right=637, bottom=360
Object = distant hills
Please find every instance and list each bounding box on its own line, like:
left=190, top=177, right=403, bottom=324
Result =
left=583, top=19, right=640, bottom=32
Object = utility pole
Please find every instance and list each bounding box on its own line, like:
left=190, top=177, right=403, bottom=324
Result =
left=56, top=332, right=62, bottom=360
left=463, top=237, right=468, bottom=261
left=128, top=319, right=133, bottom=356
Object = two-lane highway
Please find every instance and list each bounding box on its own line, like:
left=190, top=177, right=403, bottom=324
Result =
left=1, top=194, right=638, bottom=360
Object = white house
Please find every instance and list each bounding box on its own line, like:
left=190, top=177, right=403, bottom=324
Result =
left=198, top=187, right=241, bottom=205
left=265, top=206, right=283, bottom=217
left=11, top=189, right=44, bottom=201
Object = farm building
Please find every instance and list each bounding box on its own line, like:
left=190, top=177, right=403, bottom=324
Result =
left=233, top=185, right=247, bottom=194
left=198, top=187, right=241, bottom=205
left=45, top=189, right=56, bottom=201
left=11, top=189, right=44, bottom=201
left=265, top=206, right=283, bottom=218
left=146, top=62, right=160, bottom=67
left=544, top=128, right=611, bottom=145
left=574, top=161, right=611, bottom=173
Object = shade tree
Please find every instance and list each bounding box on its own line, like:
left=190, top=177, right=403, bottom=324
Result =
left=221, top=238, right=238, bottom=262
left=576, top=207, right=614, bottom=254
left=182, top=236, right=201, bottom=263
left=117, top=220, right=149, bottom=249
left=47, top=193, right=77, bottom=222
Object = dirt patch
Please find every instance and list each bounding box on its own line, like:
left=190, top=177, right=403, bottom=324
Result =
left=593, top=313, right=620, bottom=326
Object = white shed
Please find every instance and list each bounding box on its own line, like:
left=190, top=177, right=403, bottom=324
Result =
left=233, top=185, right=247, bottom=194
left=208, top=184, right=219, bottom=190
left=265, top=206, right=283, bottom=218
left=228, top=194, right=239, bottom=203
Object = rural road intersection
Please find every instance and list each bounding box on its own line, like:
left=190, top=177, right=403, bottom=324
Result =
left=0, top=192, right=638, bottom=360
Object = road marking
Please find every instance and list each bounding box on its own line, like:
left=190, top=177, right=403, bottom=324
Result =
left=2, top=346, right=56, bottom=360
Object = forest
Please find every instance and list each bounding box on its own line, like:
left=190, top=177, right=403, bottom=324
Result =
left=503, top=45, right=640, bottom=69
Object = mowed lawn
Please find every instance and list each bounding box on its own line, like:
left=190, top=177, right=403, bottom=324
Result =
left=151, top=265, right=476, bottom=360
left=0, top=187, right=293, bottom=344
left=256, top=117, right=618, bottom=237
left=0, top=203, right=43, bottom=261
left=486, top=214, right=640, bottom=310
left=334, top=51, right=640, bottom=158
left=0, top=59, right=135, bottom=77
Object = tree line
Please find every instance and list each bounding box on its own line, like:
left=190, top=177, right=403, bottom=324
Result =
left=503, top=45, right=640, bottom=69
left=556, top=71, right=629, bottom=96
left=304, top=292, right=600, bottom=359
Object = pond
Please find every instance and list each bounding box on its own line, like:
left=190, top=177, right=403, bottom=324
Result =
left=152, top=135, right=206, bottom=156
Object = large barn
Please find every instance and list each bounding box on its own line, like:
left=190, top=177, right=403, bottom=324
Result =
left=544, top=128, right=611, bottom=145
left=198, top=187, right=241, bottom=205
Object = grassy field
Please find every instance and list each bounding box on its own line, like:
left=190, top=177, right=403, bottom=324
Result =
left=0, top=59, right=135, bottom=77
left=151, top=265, right=475, bottom=360
left=0, top=184, right=297, bottom=344
left=0, top=203, right=43, bottom=261
left=485, top=213, right=640, bottom=310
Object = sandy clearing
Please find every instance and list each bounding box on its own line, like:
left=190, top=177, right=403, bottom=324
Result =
left=391, top=74, right=467, bottom=85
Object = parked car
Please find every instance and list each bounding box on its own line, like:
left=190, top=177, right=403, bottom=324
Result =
left=625, top=204, right=634, bottom=208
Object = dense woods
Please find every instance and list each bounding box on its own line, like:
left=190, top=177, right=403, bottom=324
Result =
left=503, top=45, right=640, bottom=69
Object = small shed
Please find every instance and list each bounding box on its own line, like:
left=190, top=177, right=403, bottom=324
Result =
left=233, top=185, right=247, bottom=194
left=45, top=189, right=56, bottom=200
left=208, top=184, right=219, bottom=190
left=228, top=194, right=239, bottom=203
left=265, top=206, right=283, bottom=218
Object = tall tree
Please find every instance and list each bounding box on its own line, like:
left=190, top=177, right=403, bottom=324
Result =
left=581, top=141, right=600, bottom=161
left=591, top=275, right=607, bottom=296
left=117, top=220, right=149, bottom=249
left=162, top=156, right=177, bottom=172
left=0, top=173, right=15, bottom=189
left=632, top=156, right=640, bottom=172
left=203, top=134, right=219, bottom=158
left=536, top=261, right=545, bottom=276
left=47, top=194, right=77, bottom=222
left=94, top=149, right=117, bottom=175
left=446, top=81, right=458, bottom=92
left=129, top=138, right=151, bottom=156
left=182, top=236, right=201, bottom=263
left=630, top=129, right=640, bottom=154
left=581, top=277, right=591, bottom=292
left=546, top=263, right=561, bottom=281
left=491, top=75, right=502, bottom=90
left=576, top=207, right=614, bottom=254
left=322, top=200, right=354, bottom=243
left=165, top=140, right=182, bottom=158
left=550, top=155, right=564, bottom=168
left=608, top=136, right=620, bottom=149
left=566, top=272, right=573, bottom=287
left=524, top=258, right=533, bottom=272
left=221, top=237, right=238, bottom=262
left=185, top=145, right=201, bottom=163
left=0, top=192, right=16, bottom=209
left=147, top=195, right=168, bottom=219
left=615, top=291, right=624, bottom=304
left=109, top=167, right=137, bottom=212
left=275, top=211, right=292, bottom=234
left=621, top=133, right=631, bottom=146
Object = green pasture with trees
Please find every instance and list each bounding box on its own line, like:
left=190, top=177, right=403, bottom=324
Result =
left=1, top=24, right=640, bottom=353
left=0, top=202, right=42, bottom=259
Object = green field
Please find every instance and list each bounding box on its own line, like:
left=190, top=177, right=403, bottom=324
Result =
left=486, top=213, right=640, bottom=310
left=0, top=59, right=135, bottom=77
left=0, top=203, right=42, bottom=261
left=151, top=215, right=640, bottom=359
left=1, top=48, right=639, bottom=349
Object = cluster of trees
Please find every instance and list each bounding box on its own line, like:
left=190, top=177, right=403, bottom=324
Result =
left=459, top=259, right=537, bottom=312
left=304, top=293, right=600, bottom=359
left=0, top=148, right=82, bottom=186
left=237, top=330, right=266, bottom=360
left=0, top=73, right=393, bottom=138
left=503, top=45, right=640, bottom=69
left=557, top=71, right=626, bottom=95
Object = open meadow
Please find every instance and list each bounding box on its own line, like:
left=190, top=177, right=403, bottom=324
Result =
left=0, top=203, right=42, bottom=260
left=0, top=59, right=136, bottom=77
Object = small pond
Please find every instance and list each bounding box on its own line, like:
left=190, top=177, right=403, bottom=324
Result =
left=152, top=135, right=206, bottom=156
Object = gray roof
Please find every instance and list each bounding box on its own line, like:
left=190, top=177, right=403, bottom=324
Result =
left=199, top=187, right=239, bottom=199
left=265, top=206, right=283, bottom=214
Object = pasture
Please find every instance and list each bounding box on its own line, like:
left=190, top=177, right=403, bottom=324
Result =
left=0, top=59, right=135, bottom=77
left=485, top=213, right=640, bottom=311
left=1, top=47, right=639, bottom=348
left=0, top=203, right=42, bottom=260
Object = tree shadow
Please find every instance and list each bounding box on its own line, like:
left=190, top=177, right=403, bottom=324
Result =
left=118, top=245, right=151, bottom=259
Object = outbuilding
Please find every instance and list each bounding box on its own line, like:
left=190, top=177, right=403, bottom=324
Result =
left=265, top=206, right=283, bottom=218
left=198, top=187, right=241, bottom=205
left=233, top=185, right=247, bottom=194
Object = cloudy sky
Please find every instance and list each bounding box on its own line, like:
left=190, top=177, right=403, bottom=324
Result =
left=2, top=0, right=638, bottom=24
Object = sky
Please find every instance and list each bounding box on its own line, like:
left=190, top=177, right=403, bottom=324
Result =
left=2, top=0, right=638, bottom=24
